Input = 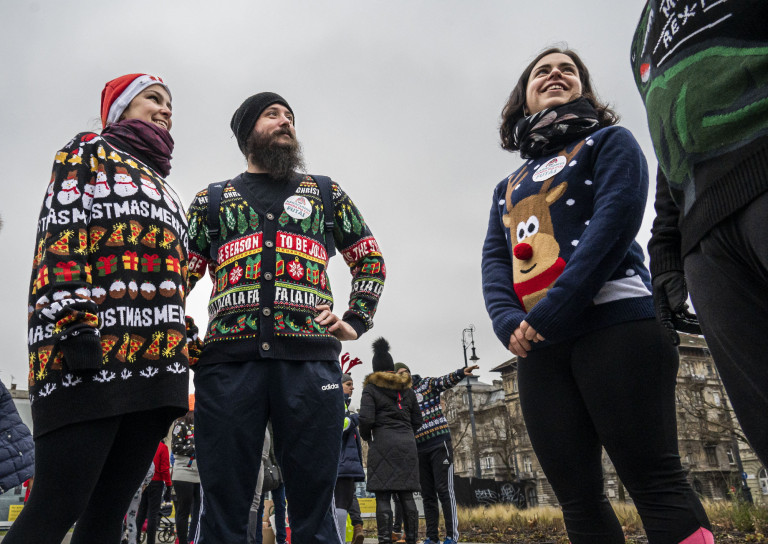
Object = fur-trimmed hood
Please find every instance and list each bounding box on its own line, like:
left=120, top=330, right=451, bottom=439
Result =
left=364, top=371, right=412, bottom=391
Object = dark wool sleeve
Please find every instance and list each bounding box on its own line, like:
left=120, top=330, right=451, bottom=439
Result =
left=332, top=183, right=385, bottom=337
left=648, top=166, right=684, bottom=278
left=358, top=385, right=375, bottom=441
left=29, top=134, right=102, bottom=371
left=524, top=127, right=649, bottom=338
left=482, top=188, right=528, bottom=347
left=407, top=389, right=423, bottom=433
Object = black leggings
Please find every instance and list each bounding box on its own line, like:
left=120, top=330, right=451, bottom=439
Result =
left=3, top=408, right=176, bottom=544
left=173, top=480, right=201, bottom=544
left=519, top=319, right=710, bottom=544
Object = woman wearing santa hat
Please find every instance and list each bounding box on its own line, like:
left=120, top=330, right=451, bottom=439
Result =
left=8, top=74, right=191, bottom=543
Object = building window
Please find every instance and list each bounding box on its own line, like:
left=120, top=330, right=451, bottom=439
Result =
left=512, top=378, right=518, bottom=393
left=523, top=455, right=532, bottom=472
left=704, top=445, right=718, bottom=466
left=685, top=449, right=694, bottom=466
left=712, top=392, right=721, bottom=406
left=759, top=468, right=768, bottom=495
left=482, top=456, right=494, bottom=469
left=726, top=448, right=736, bottom=465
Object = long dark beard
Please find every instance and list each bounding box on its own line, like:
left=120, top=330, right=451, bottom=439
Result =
left=246, top=129, right=305, bottom=181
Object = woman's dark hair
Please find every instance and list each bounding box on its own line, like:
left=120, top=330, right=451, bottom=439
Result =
left=500, top=47, right=619, bottom=151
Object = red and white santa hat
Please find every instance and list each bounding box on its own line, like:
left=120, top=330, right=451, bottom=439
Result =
left=100, top=73, right=171, bottom=128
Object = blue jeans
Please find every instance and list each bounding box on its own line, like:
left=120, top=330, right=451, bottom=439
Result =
left=254, top=483, right=287, bottom=544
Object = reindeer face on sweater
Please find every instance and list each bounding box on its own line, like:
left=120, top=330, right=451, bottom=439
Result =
left=502, top=140, right=585, bottom=311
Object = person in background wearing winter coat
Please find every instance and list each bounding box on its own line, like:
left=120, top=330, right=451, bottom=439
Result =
left=335, top=373, right=366, bottom=544
left=9, top=73, right=189, bottom=544
left=0, top=379, right=34, bottom=497
left=359, top=338, right=422, bottom=544
left=171, top=396, right=200, bottom=544
left=394, top=362, right=478, bottom=544
left=482, top=47, right=712, bottom=544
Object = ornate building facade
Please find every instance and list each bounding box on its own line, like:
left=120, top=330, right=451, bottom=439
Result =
left=443, top=334, right=766, bottom=507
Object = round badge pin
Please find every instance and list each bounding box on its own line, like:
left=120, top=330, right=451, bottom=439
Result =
left=283, top=195, right=313, bottom=219
left=532, top=156, right=567, bottom=182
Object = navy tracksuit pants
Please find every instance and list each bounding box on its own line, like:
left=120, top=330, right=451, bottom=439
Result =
left=194, top=359, right=344, bottom=544
left=419, top=441, right=459, bottom=541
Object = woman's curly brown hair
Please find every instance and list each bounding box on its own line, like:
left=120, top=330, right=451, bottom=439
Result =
left=499, top=47, right=619, bottom=152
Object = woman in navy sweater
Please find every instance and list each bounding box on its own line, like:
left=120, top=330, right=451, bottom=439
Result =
left=482, top=47, right=712, bottom=544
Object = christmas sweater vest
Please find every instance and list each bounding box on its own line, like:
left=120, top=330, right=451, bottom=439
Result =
left=482, top=126, right=655, bottom=349
left=186, top=174, right=385, bottom=363
left=411, top=369, right=464, bottom=451
left=27, top=132, right=189, bottom=438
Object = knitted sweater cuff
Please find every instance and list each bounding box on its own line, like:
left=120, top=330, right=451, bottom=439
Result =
left=344, top=315, right=368, bottom=339
left=648, top=246, right=684, bottom=278
left=60, top=334, right=102, bottom=371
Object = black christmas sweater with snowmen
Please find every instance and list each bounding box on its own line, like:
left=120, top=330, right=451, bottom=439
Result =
left=27, top=132, right=189, bottom=437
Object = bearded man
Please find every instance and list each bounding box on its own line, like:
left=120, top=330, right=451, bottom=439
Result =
left=186, top=92, right=386, bottom=544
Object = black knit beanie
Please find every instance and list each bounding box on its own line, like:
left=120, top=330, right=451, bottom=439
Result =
left=372, top=337, right=394, bottom=372
left=230, top=92, right=294, bottom=153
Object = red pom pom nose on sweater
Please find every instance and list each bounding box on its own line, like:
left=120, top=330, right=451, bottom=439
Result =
left=513, top=242, right=533, bottom=261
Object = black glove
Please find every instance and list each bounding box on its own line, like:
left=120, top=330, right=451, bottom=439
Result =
left=163, top=485, right=172, bottom=502
left=652, top=270, right=701, bottom=345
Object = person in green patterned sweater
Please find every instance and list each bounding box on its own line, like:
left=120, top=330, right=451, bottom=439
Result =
left=632, top=1, right=768, bottom=478
left=394, top=362, right=478, bottom=544
left=186, top=92, right=385, bottom=544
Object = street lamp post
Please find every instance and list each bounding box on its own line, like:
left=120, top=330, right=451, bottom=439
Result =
left=462, top=325, right=482, bottom=479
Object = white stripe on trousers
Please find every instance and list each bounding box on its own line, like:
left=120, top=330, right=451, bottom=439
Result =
left=444, top=442, right=459, bottom=541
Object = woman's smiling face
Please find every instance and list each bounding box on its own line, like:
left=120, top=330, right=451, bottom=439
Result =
left=121, top=84, right=173, bottom=131
left=525, top=52, right=583, bottom=115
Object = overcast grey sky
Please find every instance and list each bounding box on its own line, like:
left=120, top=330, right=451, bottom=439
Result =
left=0, top=1, right=653, bottom=407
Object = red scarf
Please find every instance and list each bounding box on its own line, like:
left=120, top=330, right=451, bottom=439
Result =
left=514, top=257, right=566, bottom=311
left=101, top=119, right=174, bottom=177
